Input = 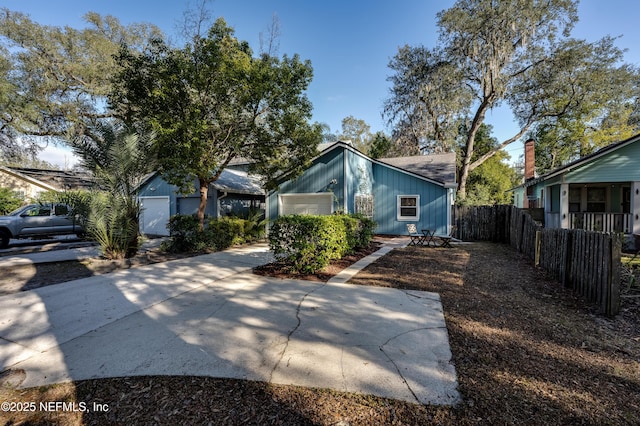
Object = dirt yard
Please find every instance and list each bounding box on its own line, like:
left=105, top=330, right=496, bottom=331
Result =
left=1, top=242, right=639, bottom=425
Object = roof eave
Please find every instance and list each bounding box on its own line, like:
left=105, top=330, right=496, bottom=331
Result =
left=0, top=166, right=60, bottom=192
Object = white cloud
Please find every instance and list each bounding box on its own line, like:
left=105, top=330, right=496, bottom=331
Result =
left=39, top=145, right=80, bottom=169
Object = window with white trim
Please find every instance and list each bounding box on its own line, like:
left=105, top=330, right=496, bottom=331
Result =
left=397, top=195, right=419, bottom=221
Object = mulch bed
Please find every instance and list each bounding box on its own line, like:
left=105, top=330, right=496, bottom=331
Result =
left=1, top=241, right=639, bottom=425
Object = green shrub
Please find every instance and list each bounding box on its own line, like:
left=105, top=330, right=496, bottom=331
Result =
left=241, top=208, right=268, bottom=241
left=163, top=214, right=204, bottom=253
left=269, top=213, right=376, bottom=274
left=268, top=215, right=345, bottom=273
left=88, top=192, right=141, bottom=259
left=350, top=213, right=377, bottom=249
left=205, top=217, right=247, bottom=250
left=0, top=187, right=23, bottom=215
left=163, top=214, right=257, bottom=253
left=339, top=215, right=360, bottom=255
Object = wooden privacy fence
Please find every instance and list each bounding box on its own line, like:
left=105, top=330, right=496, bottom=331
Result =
left=454, top=205, right=621, bottom=316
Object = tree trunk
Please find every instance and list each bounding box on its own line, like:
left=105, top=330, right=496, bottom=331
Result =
left=197, top=178, right=209, bottom=230
left=458, top=104, right=488, bottom=201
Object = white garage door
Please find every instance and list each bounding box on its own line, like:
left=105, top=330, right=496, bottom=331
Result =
left=279, top=193, right=333, bottom=216
left=139, top=196, right=170, bottom=236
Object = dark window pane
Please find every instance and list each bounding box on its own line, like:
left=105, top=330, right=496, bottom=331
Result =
left=400, top=207, right=417, bottom=216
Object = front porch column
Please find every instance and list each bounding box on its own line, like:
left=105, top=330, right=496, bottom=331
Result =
left=633, top=181, right=640, bottom=234
left=543, top=184, right=552, bottom=226
left=560, top=183, right=570, bottom=229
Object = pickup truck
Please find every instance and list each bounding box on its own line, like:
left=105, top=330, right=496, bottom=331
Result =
left=0, top=203, right=85, bottom=249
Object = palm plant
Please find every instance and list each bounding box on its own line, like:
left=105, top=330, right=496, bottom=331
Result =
left=73, top=121, right=156, bottom=259
left=88, top=192, right=140, bottom=259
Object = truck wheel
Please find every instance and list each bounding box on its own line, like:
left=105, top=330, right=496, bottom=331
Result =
left=0, top=230, right=10, bottom=249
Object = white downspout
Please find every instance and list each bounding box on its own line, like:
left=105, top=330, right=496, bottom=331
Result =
left=217, top=191, right=228, bottom=218
left=343, top=150, right=348, bottom=213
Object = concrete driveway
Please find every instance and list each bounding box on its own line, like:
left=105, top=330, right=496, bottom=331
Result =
left=0, top=242, right=460, bottom=406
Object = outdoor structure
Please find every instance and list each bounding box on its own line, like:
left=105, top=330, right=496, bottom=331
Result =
left=137, top=169, right=265, bottom=236
left=0, top=166, right=95, bottom=200
left=267, top=141, right=457, bottom=235
left=512, top=135, right=640, bottom=236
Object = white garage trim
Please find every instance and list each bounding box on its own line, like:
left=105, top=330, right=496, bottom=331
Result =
left=279, top=193, right=333, bottom=216
left=139, top=196, right=170, bottom=236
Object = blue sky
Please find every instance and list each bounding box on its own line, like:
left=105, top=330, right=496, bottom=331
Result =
left=3, top=0, right=640, bottom=166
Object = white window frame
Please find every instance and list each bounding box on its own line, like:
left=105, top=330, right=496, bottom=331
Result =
left=397, top=195, right=420, bottom=221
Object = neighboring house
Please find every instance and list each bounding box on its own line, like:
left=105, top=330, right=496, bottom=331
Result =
left=512, top=135, right=640, bottom=237
left=137, top=168, right=265, bottom=236
left=267, top=141, right=457, bottom=235
left=0, top=166, right=95, bottom=200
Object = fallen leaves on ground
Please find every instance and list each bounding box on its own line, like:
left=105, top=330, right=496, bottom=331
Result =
left=1, top=242, right=639, bottom=425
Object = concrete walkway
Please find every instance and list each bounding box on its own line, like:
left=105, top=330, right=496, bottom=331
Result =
left=0, top=240, right=460, bottom=406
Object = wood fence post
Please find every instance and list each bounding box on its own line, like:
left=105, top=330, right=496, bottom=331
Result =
left=608, top=234, right=621, bottom=316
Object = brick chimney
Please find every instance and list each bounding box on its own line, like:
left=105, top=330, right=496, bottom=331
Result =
left=524, top=138, right=535, bottom=180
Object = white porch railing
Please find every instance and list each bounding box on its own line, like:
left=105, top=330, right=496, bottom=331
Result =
left=569, top=212, right=632, bottom=233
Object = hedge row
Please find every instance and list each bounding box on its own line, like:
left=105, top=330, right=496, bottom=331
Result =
left=162, top=215, right=264, bottom=253
left=269, top=213, right=376, bottom=273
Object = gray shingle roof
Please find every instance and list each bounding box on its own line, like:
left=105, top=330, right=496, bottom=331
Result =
left=379, top=153, right=457, bottom=186
left=3, top=167, right=95, bottom=191
left=211, top=168, right=264, bottom=195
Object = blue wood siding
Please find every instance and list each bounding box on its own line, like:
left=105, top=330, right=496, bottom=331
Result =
left=268, top=148, right=345, bottom=218
left=564, top=141, right=640, bottom=183
left=138, top=174, right=179, bottom=216
left=268, top=144, right=451, bottom=235
left=346, top=149, right=374, bottom=213
left=513, top=187, right=525, bottom=208
left=138, top=174, right=218, bottom=217
left=372, top=164, right=449, bottom=235
left=138, top=174, right=175, bottom=198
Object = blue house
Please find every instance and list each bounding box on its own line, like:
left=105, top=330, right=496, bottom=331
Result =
left=137, top=168, right=265, bottom=236
left=267, top=142, right=457, bottom=235
left=512, top=134, right=640, bottom=238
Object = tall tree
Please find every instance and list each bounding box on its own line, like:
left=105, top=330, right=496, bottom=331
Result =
left=531, top=87, right=640, bottom=174
left=368, top=132, right=392, bottom=159
left=338, top=116, right=373, bottom=153
left=111, top=18, right=322, bottom=228
left=460, top=124, right=518, bottom=205
left=384, top=45, right=471, bottom=156
left=385, top=0, right=639, bottom=200
left=0, top=9, right=162, bottom=154
left=319, top=123, right=338, bottom=143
